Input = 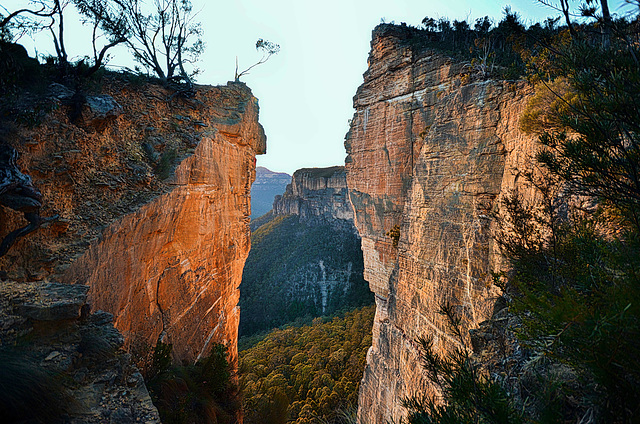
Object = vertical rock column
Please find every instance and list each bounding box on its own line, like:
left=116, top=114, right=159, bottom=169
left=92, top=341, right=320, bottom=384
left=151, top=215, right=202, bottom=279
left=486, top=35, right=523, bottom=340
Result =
left=345, top=25, right=537, bottom=424
left=345, top=26, right=459, bottom=422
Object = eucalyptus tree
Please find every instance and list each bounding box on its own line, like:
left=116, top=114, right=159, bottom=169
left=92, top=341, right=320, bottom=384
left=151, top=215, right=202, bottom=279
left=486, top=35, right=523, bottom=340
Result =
left=114, top=0, right=204, bottom=84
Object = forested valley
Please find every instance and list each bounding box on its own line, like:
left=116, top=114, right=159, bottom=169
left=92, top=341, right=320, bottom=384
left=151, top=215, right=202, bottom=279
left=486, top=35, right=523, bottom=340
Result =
left=1, top=0, right=639, bottom=423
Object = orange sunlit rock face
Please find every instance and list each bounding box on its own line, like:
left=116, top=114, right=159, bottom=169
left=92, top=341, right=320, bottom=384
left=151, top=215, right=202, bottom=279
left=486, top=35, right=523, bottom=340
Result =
left=1, top=79, right=265, bottom=366
left=344, top=24, right=539, bottom=424
left=63, top=83, right=265, bottom=364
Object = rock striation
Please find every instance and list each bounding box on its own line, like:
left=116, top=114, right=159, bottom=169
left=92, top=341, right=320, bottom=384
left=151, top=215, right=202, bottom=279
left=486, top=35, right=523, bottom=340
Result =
left=0, top=77, right=265, bottom=365
left=344, top=24, right=539, bottom=424
left=62, top=83, right=265, bottom=364
left=273, top=166, right=353, bottom=223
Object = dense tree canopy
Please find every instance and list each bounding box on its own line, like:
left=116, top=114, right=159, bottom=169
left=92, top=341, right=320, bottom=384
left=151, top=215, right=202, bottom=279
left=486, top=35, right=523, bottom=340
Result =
left=240, top=306, right=374, bottom=424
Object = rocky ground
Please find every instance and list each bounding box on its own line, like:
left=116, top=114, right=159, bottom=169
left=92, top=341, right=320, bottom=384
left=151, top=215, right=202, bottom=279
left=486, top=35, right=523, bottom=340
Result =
left=0, top=278, right=160, bottom=423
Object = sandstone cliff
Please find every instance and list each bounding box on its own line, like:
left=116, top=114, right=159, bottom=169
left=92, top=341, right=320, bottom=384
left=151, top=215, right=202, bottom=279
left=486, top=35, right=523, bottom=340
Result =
left=273, top=166, right=354, bottom=223
left=239, top=166, right=372, bottom=337
left=0, top=77, right=265, bottom=365
left=344, top=24, right=538, bottom=424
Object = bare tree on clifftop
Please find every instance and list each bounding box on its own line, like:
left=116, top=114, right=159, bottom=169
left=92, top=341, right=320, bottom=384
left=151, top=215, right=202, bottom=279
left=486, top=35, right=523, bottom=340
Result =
left=0, top=0, right=70, bottom=70
left=1, top=0, right=127, bottom=76
left=235, top=38, right=280, bottom=81
left=72, top=0, right=129, bottom=75
left=115, top=0, right=204, bottom=85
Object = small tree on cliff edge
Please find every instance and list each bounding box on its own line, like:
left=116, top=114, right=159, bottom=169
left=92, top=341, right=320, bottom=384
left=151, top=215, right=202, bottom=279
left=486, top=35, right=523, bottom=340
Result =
left=402, top=303, right=523, bottom=424
left=235, top=38, right=280, bottom=81
left=72, top=0, right=128, bottom=75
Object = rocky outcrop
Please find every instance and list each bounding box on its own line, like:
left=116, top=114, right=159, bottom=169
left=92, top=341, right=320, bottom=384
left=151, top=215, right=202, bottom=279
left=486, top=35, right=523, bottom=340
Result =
left=240, top=166, right=372, bottom=336
left=273, top=166, right=353, bottom=223
left=0, top=279, right=160, bottom=423
left=250, top=166, right=290, bottom=219
left=0, top=77, right=265, bottom=365
left=344, top=24, right=538, bottom=424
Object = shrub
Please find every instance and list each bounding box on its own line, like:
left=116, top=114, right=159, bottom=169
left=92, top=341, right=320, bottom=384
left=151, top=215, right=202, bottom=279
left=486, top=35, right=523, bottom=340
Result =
left=401, top=303, right=523, bottom=424
left=146, top=342, right=240, bottom=424
left=0, top=349, right=72, bottom=423
left=156, top=146, right=178, bottom=180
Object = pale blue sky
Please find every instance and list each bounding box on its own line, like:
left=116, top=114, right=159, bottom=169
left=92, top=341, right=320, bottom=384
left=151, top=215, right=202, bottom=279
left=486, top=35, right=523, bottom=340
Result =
left=2, top=0, right=633, bottom=174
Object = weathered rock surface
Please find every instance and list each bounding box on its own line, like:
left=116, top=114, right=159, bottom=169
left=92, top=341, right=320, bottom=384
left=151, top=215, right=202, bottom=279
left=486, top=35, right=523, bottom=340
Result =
left=0, top=279, right=160, bottom=423
left=62, top=83, right=265, bottom=364
left=80, top=94, right=123, bottom=129
left=273, top=166, right=354, bottom=223
left=250, top=166, right=290, bottom=219
left=344, top=24, right=538, bottom=424
left=0, top=78, right=265, bottom=365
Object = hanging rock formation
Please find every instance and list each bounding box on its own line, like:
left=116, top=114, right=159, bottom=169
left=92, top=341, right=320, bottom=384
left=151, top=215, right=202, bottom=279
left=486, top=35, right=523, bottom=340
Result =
left=344, top=24, right=539, bottom=424
left=0, top=77, right=265, bottom=365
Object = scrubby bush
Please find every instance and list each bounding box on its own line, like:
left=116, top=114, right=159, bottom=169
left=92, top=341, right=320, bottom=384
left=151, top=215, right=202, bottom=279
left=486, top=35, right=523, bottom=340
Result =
left=402, top=304, right=523, bottom=424
left=0, top=349, right=72, bottom=423
left=146, top=342, right=240, bottom=424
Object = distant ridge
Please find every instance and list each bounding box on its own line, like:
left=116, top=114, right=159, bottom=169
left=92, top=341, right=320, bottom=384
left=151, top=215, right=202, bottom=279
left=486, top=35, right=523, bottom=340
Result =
left=250, top=166, right=291, bottom=219
left=240, top=166, right=372, bottom=337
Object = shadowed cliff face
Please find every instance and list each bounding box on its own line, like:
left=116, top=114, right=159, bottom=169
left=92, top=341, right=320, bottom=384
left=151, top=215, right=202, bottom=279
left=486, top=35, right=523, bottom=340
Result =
left=344, top=24, right=538, bottom=424
left=273, top=166, right=353, bottom=222
left=0, top=79, right=265, bottom=365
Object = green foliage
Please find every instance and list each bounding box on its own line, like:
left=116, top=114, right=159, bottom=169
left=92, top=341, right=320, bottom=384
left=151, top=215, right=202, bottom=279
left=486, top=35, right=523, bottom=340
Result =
left=235, top=38, right=280, bottom=81
left=518, top=77, right=577, bottom=135
left=0, top=348, right=73, bottom=423
left=496, top=190, right=640, bottom=422
left=406, top=7, right=560, bottom=80
left=494, top=10, right=640, bottom=423
left=240, top=306, right=374, bottom=424
left=69, top=0, right=128, bottom=75
left=401, top=304, right=524, bottom=424
left=532, top=25, right=640, bottom=232
left=386, top=224, right=400, bottom=248
left=404, top=6, right=640, bottom=424
left=151, top=339, right=173, bottom=376
left=240, top=214, right=372, bottom=337
left=146, top=343, right=240, bottom=424
left=156, top=146, right=178, bottom=180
